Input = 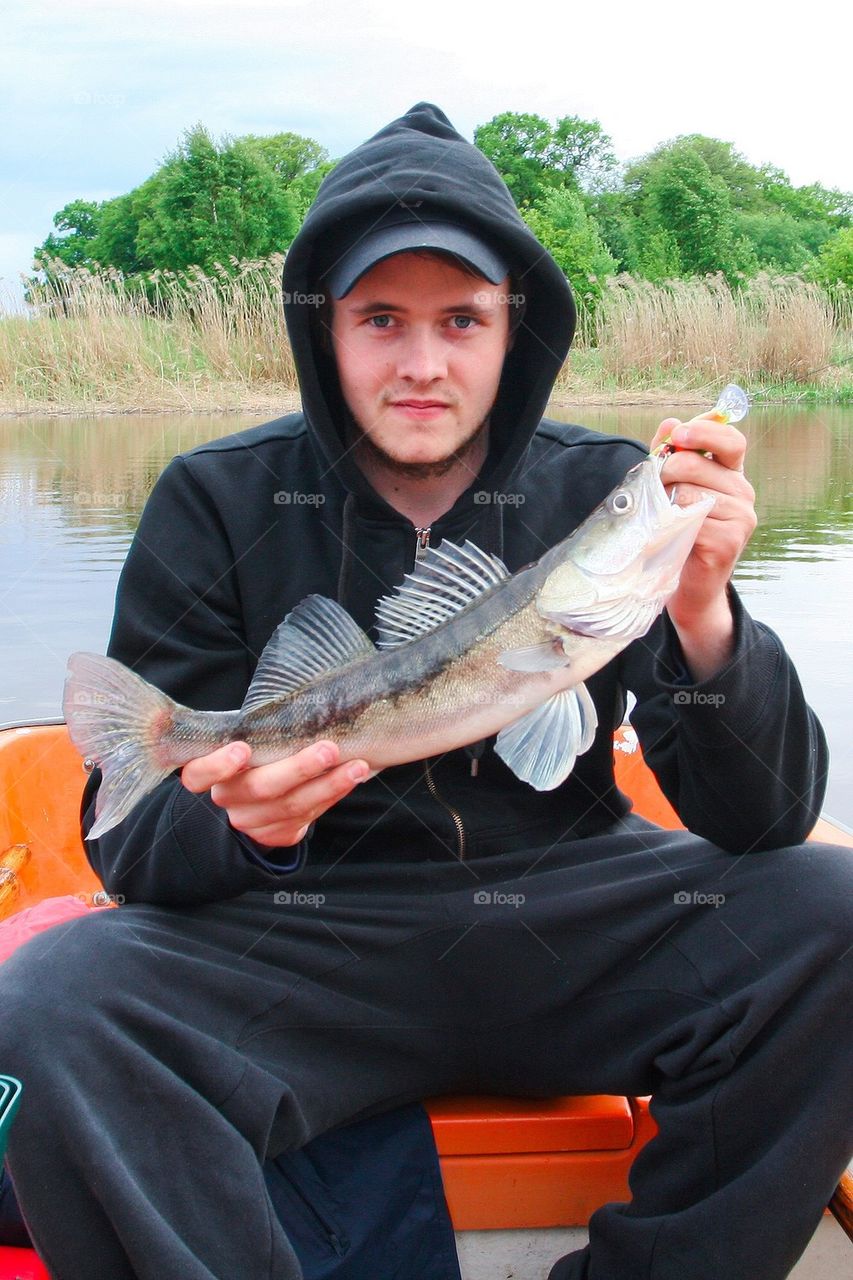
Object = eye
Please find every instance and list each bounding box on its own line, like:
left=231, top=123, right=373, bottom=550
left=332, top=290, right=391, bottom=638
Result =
left=607, top=490, right=634, bottom=516
left=450, top=315, right=477, bottom=329
left=368, top=314, right=393, bottom=329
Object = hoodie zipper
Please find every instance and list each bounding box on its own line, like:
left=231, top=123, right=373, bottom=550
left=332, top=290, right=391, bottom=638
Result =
left=414, top=524, right=431, bottom=560
left=414, top=524, right=468, bottom=860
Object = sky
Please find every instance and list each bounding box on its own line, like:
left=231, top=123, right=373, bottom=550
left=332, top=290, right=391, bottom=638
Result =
left=3, top=0, right=851, bottom=309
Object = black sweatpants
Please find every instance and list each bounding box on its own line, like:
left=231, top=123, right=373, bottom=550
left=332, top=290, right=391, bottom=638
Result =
left=1, top=818, right=851, bottom=1280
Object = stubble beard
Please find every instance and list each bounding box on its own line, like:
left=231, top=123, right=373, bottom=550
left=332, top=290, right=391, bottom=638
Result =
left=350, top=410, right=491, bottom=482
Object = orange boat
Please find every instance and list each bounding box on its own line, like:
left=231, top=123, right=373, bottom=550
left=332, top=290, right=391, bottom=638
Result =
left=1, top=721, right=851, bottom=1279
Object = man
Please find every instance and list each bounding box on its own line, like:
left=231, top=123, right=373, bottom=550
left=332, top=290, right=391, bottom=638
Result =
left=0, top=103, right=850, bottom=1280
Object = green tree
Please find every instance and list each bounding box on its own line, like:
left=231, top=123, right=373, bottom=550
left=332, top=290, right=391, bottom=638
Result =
left=810, top=227, right=853, bottom=287
left=93, top=175, right=166, bottom=274
left=637, top=142, right=740, bottom=277
left=546, top=116, right=616, bottom=191
left=522, top=187, right=617, bottom=314
left=733, top=210, right=811, bottom=273
left=135, top=125, right=299, bottom=272
left=475, top=111, right=616, bottom=206
left=34, top=199, right=102, bottom=268
left=474, top=112, right=554, bottom=205
left=241, top=132, right=328, bottom=185
left=288, top=160, right=337, bottom=221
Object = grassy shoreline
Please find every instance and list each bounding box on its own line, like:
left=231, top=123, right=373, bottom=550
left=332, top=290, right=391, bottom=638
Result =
left=2, top=380, right=851, bottom=418
left=2, top=261, right=851, bottom=415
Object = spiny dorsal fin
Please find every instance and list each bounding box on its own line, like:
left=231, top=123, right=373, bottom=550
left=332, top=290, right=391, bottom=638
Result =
left=241, top=595, right=375, bottom=712
left=375, top=539, right=510, bottom=648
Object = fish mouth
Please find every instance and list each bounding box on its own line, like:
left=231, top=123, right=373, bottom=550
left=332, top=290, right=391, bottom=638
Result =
left=641, top=486, right=715, bottom=582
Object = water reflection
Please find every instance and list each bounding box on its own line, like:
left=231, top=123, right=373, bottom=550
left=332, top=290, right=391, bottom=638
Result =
left=2, top=406, right=851, bottom=825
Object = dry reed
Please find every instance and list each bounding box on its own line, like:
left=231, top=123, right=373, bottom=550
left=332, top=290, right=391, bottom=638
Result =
left=584, top=273, right=843, bottom=392
left=1, top=260, right=850, bottom=412
left=0, top=257, right=299, bottom=412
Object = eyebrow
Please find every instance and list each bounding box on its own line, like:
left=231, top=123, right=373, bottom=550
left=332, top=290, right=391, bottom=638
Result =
left=345, top=299, right=499, bottom=316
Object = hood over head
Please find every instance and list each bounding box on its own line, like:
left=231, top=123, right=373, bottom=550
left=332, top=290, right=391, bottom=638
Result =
left=282, top=102, right=577, bottom=508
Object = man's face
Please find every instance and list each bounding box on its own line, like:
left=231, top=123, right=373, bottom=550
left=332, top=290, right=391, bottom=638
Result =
left=330, top=252, right=512, bottom=480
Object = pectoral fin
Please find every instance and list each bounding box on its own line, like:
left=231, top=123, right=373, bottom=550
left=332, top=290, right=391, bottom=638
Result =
left=494, top=682, right=598, bottom=790
left=498, top=639, right=569, bottom=672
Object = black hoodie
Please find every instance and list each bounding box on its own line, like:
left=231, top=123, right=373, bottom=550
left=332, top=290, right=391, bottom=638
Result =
left=82, top=104, right=827, bottom=905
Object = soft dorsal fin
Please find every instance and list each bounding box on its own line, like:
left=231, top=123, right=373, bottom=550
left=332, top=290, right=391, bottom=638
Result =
left=375, top=538, right=510, bottom=648
left=241, top=595, right=376, bottom=712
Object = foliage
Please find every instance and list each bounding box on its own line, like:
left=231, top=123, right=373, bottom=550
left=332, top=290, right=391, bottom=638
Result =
left=38, top=200, right=102, bottom=269
left=29, top=110, right=853, bottom=320
left=521, top=188, right=617, bottom=319
left=33, top=124, right=322, bottom=283
left=475, top=111, right=616, bottom=205
left=239, top=132, right=328, bottom=185
left=133, top=126, right=299, bottom=272
left=810, top=228, right=853, bottom=287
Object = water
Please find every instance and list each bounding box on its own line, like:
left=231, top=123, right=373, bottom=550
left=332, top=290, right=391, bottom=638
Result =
left=2, top=405, right=851, bottom=826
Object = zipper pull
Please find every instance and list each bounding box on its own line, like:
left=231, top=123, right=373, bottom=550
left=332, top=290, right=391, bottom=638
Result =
left=414, top=525, right=431, bottom=561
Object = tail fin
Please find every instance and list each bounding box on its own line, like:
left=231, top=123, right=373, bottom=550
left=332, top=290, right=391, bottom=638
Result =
left=63, top=653, right=179, bottom=840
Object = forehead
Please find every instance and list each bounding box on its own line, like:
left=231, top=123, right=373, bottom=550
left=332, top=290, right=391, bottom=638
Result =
left=341, top=250, right=501, bottom=300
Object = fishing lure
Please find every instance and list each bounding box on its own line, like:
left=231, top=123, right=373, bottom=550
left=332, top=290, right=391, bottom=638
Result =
left=652, top=383, right=750, bottom=459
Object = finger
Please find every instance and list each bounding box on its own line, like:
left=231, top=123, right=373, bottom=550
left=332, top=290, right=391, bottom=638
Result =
left=669, top=421, right=746, bottom=471
left=219, top=756, right=369, bottom=826
left=210, top=740, right=342, bottom=808
left=181, top=741, right=252, bottom=794
left=224, top=759, right=371, bottom=845
left=649, top=418, right=682, bottom=452
left=661, top=449, right=754, bottom=501
left=670, top=483, right=756, bottom=523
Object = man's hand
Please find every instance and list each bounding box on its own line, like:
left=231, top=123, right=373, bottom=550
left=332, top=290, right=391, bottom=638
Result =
left=651, top=413, right=757, bottom=682
left=181, top=741, right=370, bottom=847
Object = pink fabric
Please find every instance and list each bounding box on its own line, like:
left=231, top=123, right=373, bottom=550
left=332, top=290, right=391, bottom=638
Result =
left=0, top=897, right=109, bottom=966
left=0, top=1244, right=50, bottom=1278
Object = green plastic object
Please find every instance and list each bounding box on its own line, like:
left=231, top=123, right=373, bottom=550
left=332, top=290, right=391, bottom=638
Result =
left=0, top=1075, right=23, bottom=1163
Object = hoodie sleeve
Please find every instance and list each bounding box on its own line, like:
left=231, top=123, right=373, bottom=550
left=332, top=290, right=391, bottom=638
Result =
left=80, top=456, right=310, bottom=906
left=618, top=586, right=829, bottom=853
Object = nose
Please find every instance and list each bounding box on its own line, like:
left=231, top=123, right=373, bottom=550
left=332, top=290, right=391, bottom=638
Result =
left=395, top=327, right=447, bottom=384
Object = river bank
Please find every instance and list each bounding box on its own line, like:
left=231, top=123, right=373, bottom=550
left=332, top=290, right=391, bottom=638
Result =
left=2, top=376, right=850, bottom=418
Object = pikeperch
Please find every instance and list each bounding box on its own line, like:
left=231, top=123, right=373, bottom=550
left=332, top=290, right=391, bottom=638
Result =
left=64, top=453, right=714, bottom=839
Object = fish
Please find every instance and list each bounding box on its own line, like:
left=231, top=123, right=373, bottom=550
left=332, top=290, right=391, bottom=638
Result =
left=63, top=453, right=714, bottom=840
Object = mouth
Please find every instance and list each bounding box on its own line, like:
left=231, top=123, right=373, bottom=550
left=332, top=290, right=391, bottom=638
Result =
left=391, top=399, right=450, bottom=410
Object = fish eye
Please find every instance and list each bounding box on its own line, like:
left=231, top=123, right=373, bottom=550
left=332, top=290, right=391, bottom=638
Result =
left=607, top=490, right=634, bottom=516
